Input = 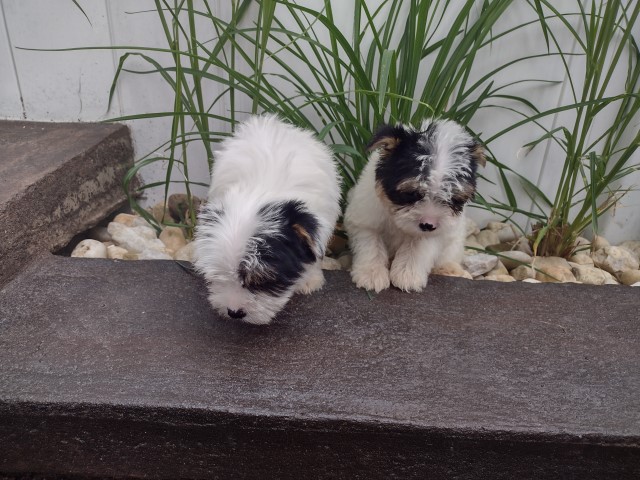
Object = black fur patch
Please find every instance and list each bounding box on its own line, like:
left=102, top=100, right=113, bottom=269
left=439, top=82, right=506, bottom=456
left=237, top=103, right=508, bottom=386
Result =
left=445, top=140, right=482, bottom=214
left=198, top=204, right=223, bottom=225
left=372, top=124, right=436, bottom=207
left=372, top=122, right=481, bottom=211
left=239, top=200, right=319, bottom=296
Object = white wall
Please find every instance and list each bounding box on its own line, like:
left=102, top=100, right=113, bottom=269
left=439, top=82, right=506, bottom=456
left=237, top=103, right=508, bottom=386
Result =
left=1, top=0, right=638, bottom=244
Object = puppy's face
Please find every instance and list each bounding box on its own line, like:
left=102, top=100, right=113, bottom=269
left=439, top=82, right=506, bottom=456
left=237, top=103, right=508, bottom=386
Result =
left=371, top=120, right=485, bottom=235
left=194, top=200, right=319, bottom=325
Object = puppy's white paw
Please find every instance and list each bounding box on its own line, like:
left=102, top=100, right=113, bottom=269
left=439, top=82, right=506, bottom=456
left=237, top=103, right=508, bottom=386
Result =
left=390, top=262, right=428, bottom=292
left=351, top=264, right=391, bottom=292
left=296, top=268, right=325, bottom=294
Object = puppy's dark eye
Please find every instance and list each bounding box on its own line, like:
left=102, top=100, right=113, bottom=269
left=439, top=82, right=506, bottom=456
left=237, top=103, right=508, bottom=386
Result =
left=449, top=196, right=468, bottom=214
left=396, top=190, right=424, bottom=204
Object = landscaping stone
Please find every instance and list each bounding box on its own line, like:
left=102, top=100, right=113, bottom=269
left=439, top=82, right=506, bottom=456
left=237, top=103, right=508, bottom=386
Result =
left=485, top=242, right=514, bottom=253
left=138, top=248, right=173, bottom=260
left=513, top=237, right=534, bottom=255
left=168, top=193, right=202, bottom=223
left=461, top=253, right=498, bottom=277
left=1, top=257, right=639, bottom=478
left=574, top=236, right=591, bottom=249
left=113, top=213, right=137, bottom=226
left=485, top=221, right=506, bottom=231
left=174, top=243, right=195, bottom=262
left=159, top=226, right=187, bottom=253
left=498, top=250, right=532, bottom=270
left=149, top=202, right=171, bottom=223
left=106, top=245, right=128, bottom=260
left=70, top=239, right=108, bottom=259
left=592, top=246, right=640, bottom=275
left=133, top=224, right=159, bottom=240
left=465, top=217, right=480, bottom=237
left=485, top=221, right=518, bottom=242
left=601, top=269, right=618, bottom=284
left=568, top=252, right=594, bottom=265
left=0, top=121, right=133, bottom=287
left=497, top=228, right=519, bottom=243
left=107, top=222, right=166, bottom=254
left=481, top=274, right=516, bottom=282
left=464, top=236, right=483, bottom=255
left=476, top=229, right=500, bottom=247
left=619, top=240, right=640, bottom=261
left=131, top=216, right=154, bottom=228
left=618, top=270, right=640, bottom=286
left=592, top=235, right=610, bottom=250
left=531, top=256, right=575, bottom=283
left=511, top=265, right=536, bottom=281
left=521, top=278, right=542, bottom=283
left=571, top=264, right=611, bottom=285
left=486, top=260, right=509, bottom=276
left=536, top=266, right=577, bottom=283
left=533, top=256, right=572, bottom=270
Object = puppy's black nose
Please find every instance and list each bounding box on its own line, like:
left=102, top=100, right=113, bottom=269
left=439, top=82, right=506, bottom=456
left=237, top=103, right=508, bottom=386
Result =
left=419, top=222, right=436, bottom=232
left=227, top=308, right=246, bottom=319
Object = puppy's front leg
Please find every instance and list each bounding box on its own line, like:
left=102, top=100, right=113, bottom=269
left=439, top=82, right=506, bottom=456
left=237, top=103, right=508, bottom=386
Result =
left=296, top=259, right=326, bottom=294
left=390, top=238, right=436, bottom=292
left=349, top=229, right=391, bottom=292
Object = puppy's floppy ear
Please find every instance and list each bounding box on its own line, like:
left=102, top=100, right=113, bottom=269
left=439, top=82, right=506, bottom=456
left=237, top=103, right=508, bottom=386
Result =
left=470, top=140, right=486, bottom=168
left=366, top=124, right=403, bottom=155
left=279, top=200, right=321, bottom=263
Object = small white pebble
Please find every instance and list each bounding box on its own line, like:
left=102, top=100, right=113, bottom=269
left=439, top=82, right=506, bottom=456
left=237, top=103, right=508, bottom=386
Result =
left=71, top=239, right=107, bottom=259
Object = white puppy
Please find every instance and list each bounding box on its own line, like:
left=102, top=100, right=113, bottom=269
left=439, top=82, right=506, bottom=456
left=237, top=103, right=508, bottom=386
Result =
left=193, top=115, right=341, bottom=325
left=344, top=119, right=485, bottom=292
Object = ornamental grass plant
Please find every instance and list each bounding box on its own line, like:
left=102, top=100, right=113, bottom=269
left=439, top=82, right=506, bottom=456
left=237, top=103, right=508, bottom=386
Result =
left=57, top=0, right=543, bottom=232
left=484, top=0, right=640, bottom=257
left=54, top=0, right=639, bottom=255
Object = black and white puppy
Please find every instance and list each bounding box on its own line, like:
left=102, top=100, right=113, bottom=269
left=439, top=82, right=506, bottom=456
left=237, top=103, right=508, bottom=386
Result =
left=344, top=119, right=485, bottom=292
left=193, top=115, right=341, bottom=324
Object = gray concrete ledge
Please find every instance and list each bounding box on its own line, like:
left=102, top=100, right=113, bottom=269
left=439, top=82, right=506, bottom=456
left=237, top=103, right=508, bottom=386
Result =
left=0, top=121, right=133, bottom=287
left=1, top=255, right=639, bottom=478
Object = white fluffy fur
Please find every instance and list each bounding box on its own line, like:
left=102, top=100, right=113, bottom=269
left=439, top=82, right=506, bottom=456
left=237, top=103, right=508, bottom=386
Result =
left=344, top=119, right=473, bottom=293
left=193, top=115, right=341, bottom=324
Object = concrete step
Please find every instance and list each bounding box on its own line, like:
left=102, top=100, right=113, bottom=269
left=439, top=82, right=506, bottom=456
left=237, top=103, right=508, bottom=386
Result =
left=1, top=255, right=638, bottom=479
left=0, top=121, right=133, bottom=287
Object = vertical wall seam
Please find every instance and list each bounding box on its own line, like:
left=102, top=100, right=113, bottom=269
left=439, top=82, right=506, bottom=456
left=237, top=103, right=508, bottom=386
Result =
left=1, top=0, right=27, bottom=119
left=104, top=0, right=124, bottom=118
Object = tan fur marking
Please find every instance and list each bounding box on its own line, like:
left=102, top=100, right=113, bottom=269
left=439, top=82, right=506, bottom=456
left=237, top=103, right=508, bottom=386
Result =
left=367, top=136, right=400, bottom=154
left=454, top=182, right=477, bottom=203
left=243, top=266, right=276, bottom=289
left=472, top=144, right=486, bottom=167
left=292, top=223, right=315, bottom=251
left=396, top=178, right=422, bottom=193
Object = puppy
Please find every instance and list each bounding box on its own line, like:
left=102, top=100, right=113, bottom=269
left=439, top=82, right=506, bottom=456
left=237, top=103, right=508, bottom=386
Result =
left=193, top=115, right=341, bottom=325
left=344, top=119, right=485, bottom=292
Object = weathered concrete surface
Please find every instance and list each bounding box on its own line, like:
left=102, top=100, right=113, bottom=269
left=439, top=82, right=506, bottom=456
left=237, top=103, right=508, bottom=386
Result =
left=0, top=121, right=133, bottom=287
left=0, top=255, right=639, bottom=479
